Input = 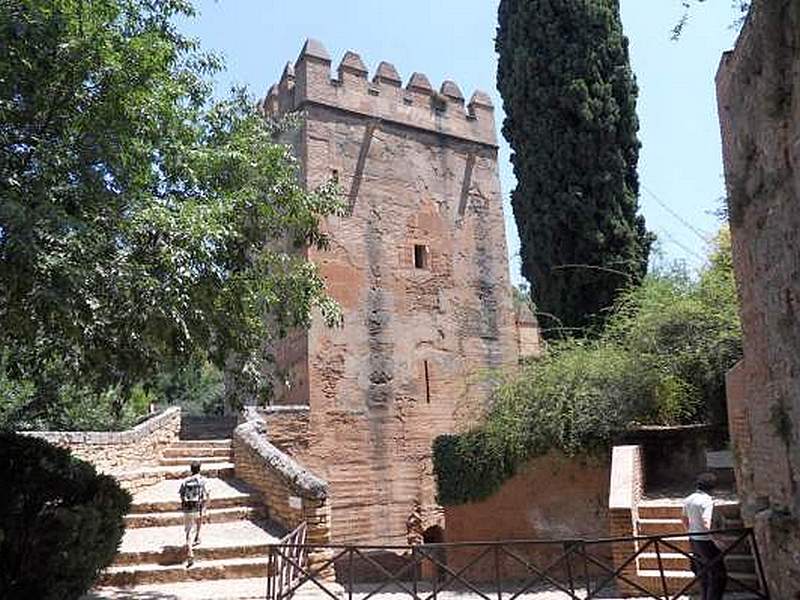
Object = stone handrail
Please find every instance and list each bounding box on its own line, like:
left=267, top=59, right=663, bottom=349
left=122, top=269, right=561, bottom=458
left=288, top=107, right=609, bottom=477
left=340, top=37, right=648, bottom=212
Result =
left=608, top=444, right=645, bottom=596
left=608, top=444, right=644, bottom=512
left=233, top=407, right=332, bottom=572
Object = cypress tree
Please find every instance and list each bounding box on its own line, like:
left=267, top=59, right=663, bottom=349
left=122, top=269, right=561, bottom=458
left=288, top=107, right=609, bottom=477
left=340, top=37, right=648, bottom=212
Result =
left=497, top=0, right=653, bottom=336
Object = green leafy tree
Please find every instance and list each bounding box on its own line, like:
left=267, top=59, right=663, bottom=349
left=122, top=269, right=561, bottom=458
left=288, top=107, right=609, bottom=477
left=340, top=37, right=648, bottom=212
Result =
left=0, top=0, right=342, bottom=426
left=497, top=0, right=653, bottom=336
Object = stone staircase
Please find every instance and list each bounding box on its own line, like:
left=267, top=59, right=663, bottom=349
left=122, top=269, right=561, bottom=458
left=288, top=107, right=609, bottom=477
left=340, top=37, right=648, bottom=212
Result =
left=633, top=497, right=760, bottom=593
left=98, top=437, right=283, bottom=587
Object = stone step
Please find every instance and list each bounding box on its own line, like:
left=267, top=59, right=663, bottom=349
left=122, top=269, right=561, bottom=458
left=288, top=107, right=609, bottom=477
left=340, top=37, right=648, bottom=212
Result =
left=637, top=500, right=741, bottom=520
left=163, top=446, right=233, bottom=458
left=85, top=576, right=279, bottom=599
left=117, top=462, right=234, bottom=484
left=637, top=535, right=753, bottom=555
left=114, top=542, right=270, bottom=567
left=637, top=504, right=683, bottom=520
left=169, top=439, right=232, bottom=448
left=638, top=552, right=755, bottom=572
left=112, top=520, right=279, bottom=566
left=128, top=477, right=258, bottom=512
left=635, top=569, right=761, bottom=594
left=159, top=455, right=233, bottom=466
left=130, top=493, right=259, bottom=514
left=125, top=506, right=260, bottom=529
left=637, top=518, right=684, bottom=536
left=99, top=556, right=271, bottom=586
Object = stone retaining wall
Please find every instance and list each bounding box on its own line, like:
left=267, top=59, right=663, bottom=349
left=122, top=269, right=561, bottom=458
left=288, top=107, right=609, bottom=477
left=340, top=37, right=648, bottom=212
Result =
left=26, top=407, right=181, bottom=478
left=233, top=410, right=332, bottom=577
left=443, top=451, right=612, bottom=581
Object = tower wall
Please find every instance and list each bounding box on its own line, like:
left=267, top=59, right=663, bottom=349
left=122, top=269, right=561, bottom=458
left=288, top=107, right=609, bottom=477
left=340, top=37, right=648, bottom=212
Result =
left=265, top=40, right=519, bottom=544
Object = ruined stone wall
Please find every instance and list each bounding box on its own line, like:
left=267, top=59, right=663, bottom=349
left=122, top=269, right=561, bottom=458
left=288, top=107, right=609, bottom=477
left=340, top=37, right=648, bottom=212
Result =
left=716, top=2, right=800, bottom=595
left=265, top=40, right=519, bottom=544
left=445, top=452, right=610, bottom=541
left=26, top=407, right=181, bottom=476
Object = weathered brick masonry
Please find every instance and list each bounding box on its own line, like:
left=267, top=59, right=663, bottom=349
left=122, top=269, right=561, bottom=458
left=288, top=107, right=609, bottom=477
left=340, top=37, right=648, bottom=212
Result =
left=262, top=39, right=531, bottom=544
left=716, top=1, right=800, bottom=596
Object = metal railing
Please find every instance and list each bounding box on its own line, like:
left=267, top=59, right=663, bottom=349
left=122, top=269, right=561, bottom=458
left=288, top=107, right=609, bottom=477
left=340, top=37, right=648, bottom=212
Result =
left=266, top=527, right=769, bottom=600
left=267, top=522, right=308, bottom=600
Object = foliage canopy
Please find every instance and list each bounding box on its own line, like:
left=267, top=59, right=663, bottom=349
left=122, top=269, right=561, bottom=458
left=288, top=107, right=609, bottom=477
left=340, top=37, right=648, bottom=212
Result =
left=496, top=0, right=653, bottom=336
left=0, top=0, right=342, bottom=427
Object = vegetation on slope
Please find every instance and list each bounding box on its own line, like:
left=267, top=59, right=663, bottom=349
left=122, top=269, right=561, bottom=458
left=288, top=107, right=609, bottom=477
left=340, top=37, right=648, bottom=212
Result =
left=434, top=231, right=741, bottom=505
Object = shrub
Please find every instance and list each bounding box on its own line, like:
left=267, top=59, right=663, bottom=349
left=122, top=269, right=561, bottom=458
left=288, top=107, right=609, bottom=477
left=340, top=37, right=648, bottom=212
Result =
left=433, top=431, right=522, bottom=506
left=0, top=433, right=131, bottom=600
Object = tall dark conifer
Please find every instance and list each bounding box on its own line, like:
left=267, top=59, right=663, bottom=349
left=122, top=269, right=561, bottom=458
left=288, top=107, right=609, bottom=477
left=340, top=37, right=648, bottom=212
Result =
left=497, top=0, right=653, bottom=336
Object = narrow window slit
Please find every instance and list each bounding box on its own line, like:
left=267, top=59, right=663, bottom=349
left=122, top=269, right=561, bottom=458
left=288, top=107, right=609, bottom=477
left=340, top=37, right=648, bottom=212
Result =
left=414, top=244, right=429, bottom=269
left=424, top=360, right=431, bottom=404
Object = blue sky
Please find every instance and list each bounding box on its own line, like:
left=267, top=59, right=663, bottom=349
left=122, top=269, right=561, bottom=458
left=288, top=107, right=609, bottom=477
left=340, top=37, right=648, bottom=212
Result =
left=180, top=1, right=740, bottom=286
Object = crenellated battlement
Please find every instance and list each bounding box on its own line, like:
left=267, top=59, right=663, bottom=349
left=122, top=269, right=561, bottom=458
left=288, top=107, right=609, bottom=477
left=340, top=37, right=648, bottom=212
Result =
left=260, top=39, right=497, bottom=148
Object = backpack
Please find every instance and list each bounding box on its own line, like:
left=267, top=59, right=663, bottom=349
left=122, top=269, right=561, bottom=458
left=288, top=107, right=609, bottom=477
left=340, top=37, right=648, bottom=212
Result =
left=180, top=476, right=205, bottom=512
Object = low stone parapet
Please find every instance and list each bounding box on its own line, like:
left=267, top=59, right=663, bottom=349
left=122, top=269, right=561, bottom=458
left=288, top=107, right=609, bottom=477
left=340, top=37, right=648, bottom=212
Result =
left=25, top=407, right=181, bottom=481
left=233, top=409, right=332, bottom=577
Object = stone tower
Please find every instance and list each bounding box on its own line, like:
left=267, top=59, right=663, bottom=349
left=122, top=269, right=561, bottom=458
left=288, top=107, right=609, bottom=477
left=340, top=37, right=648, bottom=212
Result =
left=262, top=39, right=527, bottom=544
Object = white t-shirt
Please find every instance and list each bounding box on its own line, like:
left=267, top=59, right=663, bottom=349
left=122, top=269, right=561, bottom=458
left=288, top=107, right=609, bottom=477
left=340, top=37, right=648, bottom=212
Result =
left=682, top=491, right=714, bottom=541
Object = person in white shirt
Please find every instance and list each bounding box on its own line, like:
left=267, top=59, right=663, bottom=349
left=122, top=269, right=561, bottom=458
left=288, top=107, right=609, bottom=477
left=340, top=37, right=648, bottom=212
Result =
left=682, top=473, right=726, bottom=600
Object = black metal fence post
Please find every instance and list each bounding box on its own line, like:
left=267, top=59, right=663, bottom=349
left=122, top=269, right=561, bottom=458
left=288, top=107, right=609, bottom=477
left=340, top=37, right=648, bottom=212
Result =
left=750, top=529, right=770, bottom=599
left=563, top=541, right=575, bottom=598
left=493, top=545, right=502, bottom=600
left=348, top=546, right=354, bottom=600
left=581, top=541, right=590, bottom=597
left=266, top=545, right=273, bottom=600
left=654, top=539, right=669, bottom=600
left=412, top=546, right=419, bottom=600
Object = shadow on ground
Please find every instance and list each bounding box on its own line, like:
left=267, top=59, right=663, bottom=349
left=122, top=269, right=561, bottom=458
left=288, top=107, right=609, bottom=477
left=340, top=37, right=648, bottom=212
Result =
left=82, top=591, right=180, bottom=600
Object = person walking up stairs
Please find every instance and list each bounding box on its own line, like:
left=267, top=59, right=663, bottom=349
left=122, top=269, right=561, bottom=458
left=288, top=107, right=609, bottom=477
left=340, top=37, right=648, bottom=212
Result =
left=179, top=462, right=211, bottom=567
left=86, top=424, right=284, bottom=597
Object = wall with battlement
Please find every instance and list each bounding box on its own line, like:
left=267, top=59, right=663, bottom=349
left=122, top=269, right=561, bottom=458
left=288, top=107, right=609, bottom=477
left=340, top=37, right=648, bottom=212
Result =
left=261, top=39, right=496, bottom=148
left=264, top=40, right=521, bottom=545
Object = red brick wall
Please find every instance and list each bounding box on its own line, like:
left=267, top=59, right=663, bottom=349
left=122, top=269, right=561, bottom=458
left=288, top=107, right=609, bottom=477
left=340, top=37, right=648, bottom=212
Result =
left=443, top=453, right=611, bottom=581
